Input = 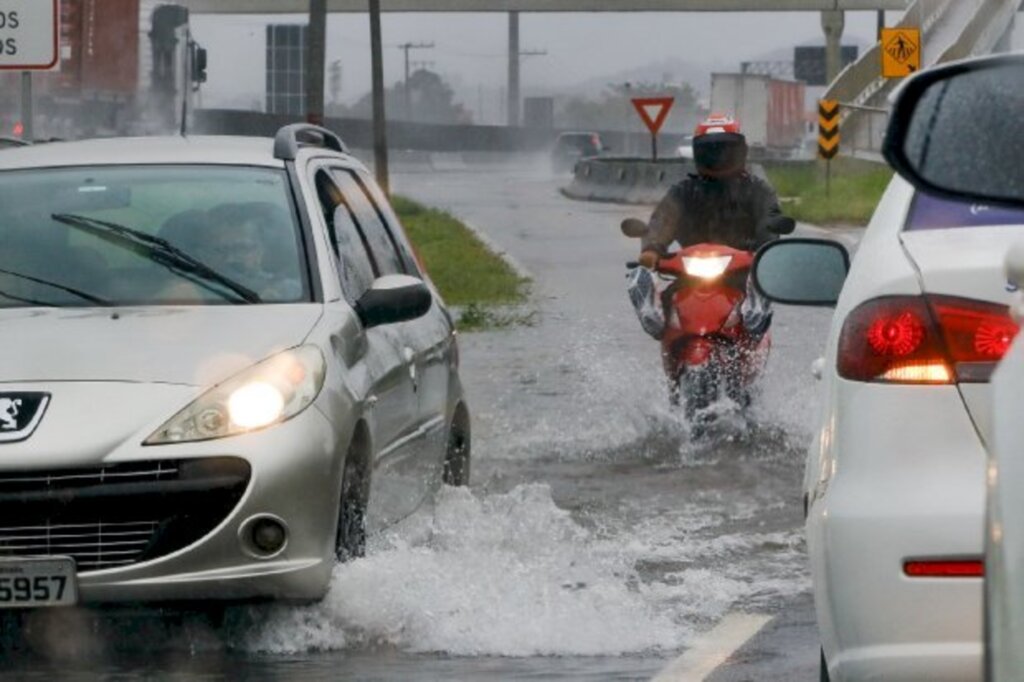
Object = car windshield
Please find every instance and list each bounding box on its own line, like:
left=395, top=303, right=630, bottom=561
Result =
left=0, top=165, right=309, bottom=308
left=904, top=192, right=1024, bottom=232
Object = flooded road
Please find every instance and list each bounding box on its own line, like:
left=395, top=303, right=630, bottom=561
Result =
left=1, top=160, right=842, bottom=680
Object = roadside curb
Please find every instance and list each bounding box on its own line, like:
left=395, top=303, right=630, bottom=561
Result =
left=460, top=218, right=533, bottom=282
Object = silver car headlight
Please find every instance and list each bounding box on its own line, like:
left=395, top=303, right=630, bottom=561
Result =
left=145, top=346, right=326, bottom=445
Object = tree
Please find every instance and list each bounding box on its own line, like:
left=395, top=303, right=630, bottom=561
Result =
left=346, top=69, right=472, bottom=124
left=558, top=82, right=703, bottom=132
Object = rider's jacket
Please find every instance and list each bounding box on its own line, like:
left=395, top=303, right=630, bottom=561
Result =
left=641, top=171, right=783, bottom=255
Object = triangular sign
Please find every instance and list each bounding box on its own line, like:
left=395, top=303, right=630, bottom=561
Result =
left=631, top=97, right=674, bottom=135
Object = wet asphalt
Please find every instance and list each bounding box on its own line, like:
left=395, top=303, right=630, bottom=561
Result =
left=0, top=160, right=847, bottom=680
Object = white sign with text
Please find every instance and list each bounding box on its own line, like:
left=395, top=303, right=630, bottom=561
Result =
left=0, top=0, right=59, bottom=70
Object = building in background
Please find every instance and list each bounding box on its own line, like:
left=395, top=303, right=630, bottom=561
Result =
left=265, top=24, right=307, bottom=116
left=1, top=0, right=201, bottom=139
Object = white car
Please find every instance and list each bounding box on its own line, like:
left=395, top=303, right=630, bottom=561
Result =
left=754, top=183, right=1024, bottom=680
left=989, top=244, right=1024, bottom=681
left=0, top=124, right=470, bottom=609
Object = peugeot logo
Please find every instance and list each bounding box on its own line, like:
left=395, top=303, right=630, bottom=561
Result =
left=0, top=393, right=50, bottom=443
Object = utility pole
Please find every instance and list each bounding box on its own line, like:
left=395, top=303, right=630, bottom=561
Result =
left=369, top=0, right=389, bottom=194
left=399, top=41, right=434, bottom=120
left=306, top=0, right=327, bottom=125
left=506, top=12, right=547, bottom=129
left=507, top=11, right=520, bottom=126
left=20, top=73, right=33, bottom=141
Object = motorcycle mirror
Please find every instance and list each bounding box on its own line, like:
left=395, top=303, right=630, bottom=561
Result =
left=765, top=216, right=796, bottom=235
left=621, top=218, right=649, bottom=238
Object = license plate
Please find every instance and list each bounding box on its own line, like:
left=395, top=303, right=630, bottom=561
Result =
left=0, top=557, right=78, bottom=608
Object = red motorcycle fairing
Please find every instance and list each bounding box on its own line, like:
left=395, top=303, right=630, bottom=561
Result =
left=654, top=243, right=768, bottom=386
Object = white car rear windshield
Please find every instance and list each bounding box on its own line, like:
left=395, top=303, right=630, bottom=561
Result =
left=905, top=192, right=1024, bottom=231
left=0, top=165, right=310, bottom=308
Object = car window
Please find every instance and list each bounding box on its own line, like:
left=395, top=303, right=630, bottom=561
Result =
left=314, top=170, right=376, bottom=303
left=0, top=165, right=309, bottom=307
left=329, top=169, right=406, bottom=277
left=904, top=192, right=1024, bottom=231
left=352, top=169, right=423, bottom=276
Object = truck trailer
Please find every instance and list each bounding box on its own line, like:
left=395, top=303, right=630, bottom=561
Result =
left=709, top=73, right=807, bottom=156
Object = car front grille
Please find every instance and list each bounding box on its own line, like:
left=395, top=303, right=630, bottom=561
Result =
left=0, top=520, right=160, bottom=571
left=0, top=458, right=250, bottom=573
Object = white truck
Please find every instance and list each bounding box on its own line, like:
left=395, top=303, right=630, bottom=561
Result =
left=709, top=73, right=807, bottom=154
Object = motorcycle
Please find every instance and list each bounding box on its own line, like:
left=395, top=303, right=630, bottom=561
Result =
left=622, top=216, right=795, bottom=427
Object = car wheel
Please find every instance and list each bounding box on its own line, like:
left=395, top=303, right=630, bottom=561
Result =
left=442, top=406, right=471, bottom=487
left=336, top=439, right=370, bottom=562
left=820, top=647, right=831, bottom=682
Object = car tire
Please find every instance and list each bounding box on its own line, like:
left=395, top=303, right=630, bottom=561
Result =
left=820, top=647, right=831, bottom=682
left=442, top=406, right=471, bottom=487
left=335, top=439, right=370, bottom=562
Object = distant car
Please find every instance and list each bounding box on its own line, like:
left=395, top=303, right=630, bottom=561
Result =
left=676, top=135, right=694, bottom=160
left=0, top=124, right=470, bottom=609
left=550, top=131, right=605, bottom=174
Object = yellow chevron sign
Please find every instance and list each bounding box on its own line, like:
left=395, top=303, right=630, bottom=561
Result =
left=818, top=99, right=840, bottom=159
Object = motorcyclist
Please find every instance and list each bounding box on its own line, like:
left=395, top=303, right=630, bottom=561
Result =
left=636, top=114, right=783, bottom=334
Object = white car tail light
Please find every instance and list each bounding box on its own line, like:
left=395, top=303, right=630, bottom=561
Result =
left=837, top=295, right=1019, bottom=384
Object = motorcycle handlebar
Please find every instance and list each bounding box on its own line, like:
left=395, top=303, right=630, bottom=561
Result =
left=626, top=261, right=640, bottom=269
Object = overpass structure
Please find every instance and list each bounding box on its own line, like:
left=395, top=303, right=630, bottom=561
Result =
left=827, top=0, right=1020, bottom=155
left=183, top=1, right=910, bottom=11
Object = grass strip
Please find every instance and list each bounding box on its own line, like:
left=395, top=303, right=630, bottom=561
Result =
left=764, top=158, right=894, bottom=226
left=393, top=195, right=531, bottom=330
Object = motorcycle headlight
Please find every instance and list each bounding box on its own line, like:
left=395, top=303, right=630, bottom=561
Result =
left=145, top=346, right=326, bottom=445
left=682, top=255, right=732, bottom=280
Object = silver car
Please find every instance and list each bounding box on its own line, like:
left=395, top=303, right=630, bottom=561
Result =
left=0, top=124, right=470, bottom=608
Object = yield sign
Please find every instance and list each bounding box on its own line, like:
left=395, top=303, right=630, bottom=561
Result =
left=631, top=97, right=674, bottom=135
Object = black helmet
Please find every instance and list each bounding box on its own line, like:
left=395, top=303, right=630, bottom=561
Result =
left=692, top=114, right=748, bottom=178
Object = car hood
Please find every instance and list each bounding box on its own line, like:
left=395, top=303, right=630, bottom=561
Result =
left=1, top=305, right=324, bottom=387
left=902, top=226, right=1024, bottom=446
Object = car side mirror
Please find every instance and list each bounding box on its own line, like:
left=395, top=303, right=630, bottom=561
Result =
left=620, top=218, right=649, bottom=238
left=753, top=238, right=850, bottom=307
left=355, top=275, right=432, bottom=329
left=883, top=53, right=1024, bottom=207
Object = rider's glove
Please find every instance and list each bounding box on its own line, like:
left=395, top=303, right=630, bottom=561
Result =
left=638, top=251, right=660, bottom=269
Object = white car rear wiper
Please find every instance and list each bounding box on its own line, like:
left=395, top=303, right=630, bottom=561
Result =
left=0, top=267, right=111, bottom=306
left=51, top=213, right=262, bottom=304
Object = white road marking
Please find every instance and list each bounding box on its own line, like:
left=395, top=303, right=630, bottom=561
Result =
left=652, top=613, right=773, bottom=682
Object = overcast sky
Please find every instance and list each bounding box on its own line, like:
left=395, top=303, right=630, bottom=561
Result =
left=191, top=10, right=889, bottom=111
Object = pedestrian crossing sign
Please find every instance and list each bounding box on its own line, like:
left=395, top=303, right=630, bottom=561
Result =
left=881, top=27, right=921, bottom=78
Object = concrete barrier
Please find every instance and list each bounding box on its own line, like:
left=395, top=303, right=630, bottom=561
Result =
left=563, top=158, right=777, bottom=205
left=562, top=157, right=696, bottom=205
